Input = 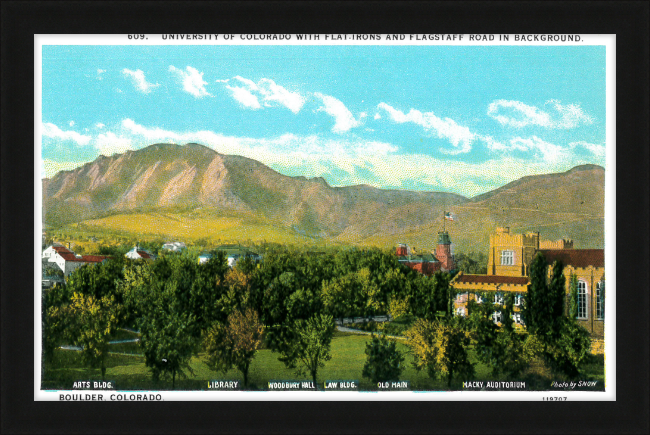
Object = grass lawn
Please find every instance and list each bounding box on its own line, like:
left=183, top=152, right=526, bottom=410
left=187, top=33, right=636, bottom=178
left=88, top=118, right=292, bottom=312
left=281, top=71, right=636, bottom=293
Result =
left=42, top=331, right=605, bottom=392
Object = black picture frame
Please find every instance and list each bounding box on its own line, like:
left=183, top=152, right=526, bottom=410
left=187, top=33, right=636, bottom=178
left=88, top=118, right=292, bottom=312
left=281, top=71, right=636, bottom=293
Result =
left=2, top=1, right=648, bottom=433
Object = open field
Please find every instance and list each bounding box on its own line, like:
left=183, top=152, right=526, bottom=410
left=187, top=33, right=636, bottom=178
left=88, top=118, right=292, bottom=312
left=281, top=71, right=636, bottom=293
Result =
left=48, top=205, right=604, bottom=256
left=42, top=331, right=605, bottom=392
left=74, top=211, right=317, bottom=247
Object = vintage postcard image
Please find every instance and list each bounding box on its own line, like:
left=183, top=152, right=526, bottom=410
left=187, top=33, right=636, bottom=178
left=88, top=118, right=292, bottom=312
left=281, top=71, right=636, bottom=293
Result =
left=35, top=34, right=615, bottom=401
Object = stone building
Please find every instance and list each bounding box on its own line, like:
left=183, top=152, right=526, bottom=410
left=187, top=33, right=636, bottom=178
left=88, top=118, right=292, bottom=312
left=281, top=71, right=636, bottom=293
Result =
left=397, top=230, right=455, bottom=276
left=450, top=227, right=604, bottom=340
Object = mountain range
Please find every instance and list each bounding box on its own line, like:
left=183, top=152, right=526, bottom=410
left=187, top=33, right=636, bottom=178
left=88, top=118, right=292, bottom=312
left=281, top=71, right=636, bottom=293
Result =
left=42, top=143, right=605, bottom=252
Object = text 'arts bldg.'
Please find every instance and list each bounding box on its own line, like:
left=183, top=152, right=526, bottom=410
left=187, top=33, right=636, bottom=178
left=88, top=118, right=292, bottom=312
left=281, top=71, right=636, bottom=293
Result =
left=450, top=227, right=605, bottom=341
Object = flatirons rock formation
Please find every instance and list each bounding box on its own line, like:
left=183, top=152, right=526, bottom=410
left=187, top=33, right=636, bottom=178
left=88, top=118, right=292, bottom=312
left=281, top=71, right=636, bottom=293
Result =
left=42, top=143, right=466, bottom=238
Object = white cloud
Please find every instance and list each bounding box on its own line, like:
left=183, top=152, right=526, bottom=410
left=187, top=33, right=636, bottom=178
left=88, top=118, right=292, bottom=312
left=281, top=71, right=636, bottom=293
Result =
left=109, top=119, right=559, bottom=196
left=95, top=123, right=105, bottom=129
left=119, top=119, right=393, bottom=161
left=257, top=78, right=306, bottom=113
left=378, top=102, right=474, bottom=154
left=121, top=68, right=160, bottom=93
left=215, top=79, right=230, bottom=83
left=315, top=92, right=361, bottom=133
left=69, top=121, right=75, bottom=127
left=42, top=158, right=92, bottom=179
left=225, top=84, right=261, bottom=109
left=43, top=119, right=601, bottom=197
left=223, top=76, right=306, bottom=113
left=42, top=122, right=91, bottom=146
left=481, top=135, right=508, bottom=151
left=94, top=132, right=133, bottom=156
left=97, top=69, right=106, bottom=80
left=548, top=100, right=595, bottom=128
left=507, top=136, right=568, bottom=163
left=487, top=99, right=593, bottom=129
left=169, top=65, right=210, bottom=97
left=374, top=113, right=381, bottom=120
left=361, top=154, right=583, bottom=196
left=570, top=141, right=606, bottom=157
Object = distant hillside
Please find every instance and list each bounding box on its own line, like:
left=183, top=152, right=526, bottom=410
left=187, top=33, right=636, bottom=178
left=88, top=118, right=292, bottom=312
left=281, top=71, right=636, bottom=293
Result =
left=43, top=143, right=466, bottom=239
left=359, top=164, right=605, bottom=252
left=43, top=143, right=604, bottom=251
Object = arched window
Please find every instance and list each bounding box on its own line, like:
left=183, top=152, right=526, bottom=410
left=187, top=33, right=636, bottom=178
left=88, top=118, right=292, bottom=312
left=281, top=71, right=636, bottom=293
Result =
left=492, top=311, right=502, bottom=324
left=577, top=281, right=588, bottom=319
left=596, top=282, right=604, bottom=320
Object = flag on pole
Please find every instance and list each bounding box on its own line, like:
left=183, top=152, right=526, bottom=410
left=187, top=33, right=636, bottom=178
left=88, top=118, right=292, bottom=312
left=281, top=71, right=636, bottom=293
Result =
left=444, top=212, right=455, bottom=221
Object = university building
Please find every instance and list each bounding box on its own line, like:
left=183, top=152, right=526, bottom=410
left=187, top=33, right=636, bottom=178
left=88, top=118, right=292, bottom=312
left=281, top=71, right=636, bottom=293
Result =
left=450, top=227, right=605, bottom=340
left=396, top=230, right=455, bottom=276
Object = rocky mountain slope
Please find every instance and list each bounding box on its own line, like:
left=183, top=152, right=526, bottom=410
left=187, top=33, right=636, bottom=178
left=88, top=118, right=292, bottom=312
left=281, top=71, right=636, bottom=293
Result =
left=43, top=143, right=466, bottom=238
left=43, top=143, right=605, bottom=249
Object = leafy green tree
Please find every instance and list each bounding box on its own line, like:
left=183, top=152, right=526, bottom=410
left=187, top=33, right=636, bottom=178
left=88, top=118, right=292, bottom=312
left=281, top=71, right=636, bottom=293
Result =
left=468, top=294, right=499, bottom=362
left=454, top=252, right=488, bottom=274
left=65, top=257, right=128, bottom=312
left=42, top=300, right=73, bottom=364
left=405, top=318, right=474, bottom=387
left=204, top=308, right=264, bottom=387
left=120, top=263, right=198, bottom=389
left=362, top=334, right=404, bottom=384
left=433, top=272, right=452, bottom=317
left=68, top=292, right=122, bottom=380
left=322, top=274, right=354, bottom=324
left=549, top=260, right=566, bottom=338
left=381, top=268, right=408, bottom=311
left=41, top=266, right=72, bottom=362
left=522, top=255, right=590, bottom=377
left=387, top=296, right=410, bottom=320
left=279, top=314, right=336, bottom=388
left=137, top=281, right=197, bottom=389
left=522, top=252, right=551, bottom=337
left=544, top=318, right=592, bottom=377
left=523, top=255, right=566, bottom=340
left=406, top=274, right=434, bottom=319
left=469, top=295, right=539, bottom=378
left=357, top=268, right=382, bottom=317
left=568, top=273, right=579, bottom=320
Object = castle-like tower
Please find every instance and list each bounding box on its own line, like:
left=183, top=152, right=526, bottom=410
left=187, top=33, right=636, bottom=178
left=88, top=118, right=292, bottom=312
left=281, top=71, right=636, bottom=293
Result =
left=435, top=230, right=455, bottom=272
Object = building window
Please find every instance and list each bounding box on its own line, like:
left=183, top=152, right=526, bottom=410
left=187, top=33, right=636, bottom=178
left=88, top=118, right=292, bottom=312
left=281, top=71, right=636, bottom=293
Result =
left=514, top=294, right=523, bottom=306
left=512, top=312, right=524, bottom=325
left=500, top=250, right=514, bottom=266
left=577, top=281, right=588, bottom=319
left=475, top=294, right=482, bottom=304
left=493, top=293, right=504, bottom=305
left=456, top=307, right=465, bottom=317
left=492, top=311, right=502, bottom=324
left=596, top=282, right=604, bottom=320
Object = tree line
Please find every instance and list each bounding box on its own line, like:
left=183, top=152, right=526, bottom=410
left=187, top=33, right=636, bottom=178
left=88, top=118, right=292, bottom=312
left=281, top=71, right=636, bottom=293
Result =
left=43, top=246, right=450, bottom=388
left=42, top=246, right=594, bottom=389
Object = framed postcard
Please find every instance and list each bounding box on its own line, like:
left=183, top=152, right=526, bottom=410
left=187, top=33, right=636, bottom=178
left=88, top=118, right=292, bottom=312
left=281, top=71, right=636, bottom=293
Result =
left=2, top=1, right=649, bottom=434
left=35, top=32, right=614, bottom=401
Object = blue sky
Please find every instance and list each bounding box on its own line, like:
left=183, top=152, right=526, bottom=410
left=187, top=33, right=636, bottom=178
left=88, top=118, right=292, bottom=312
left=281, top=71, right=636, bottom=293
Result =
left=40, top=44, right=606, bottom=197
